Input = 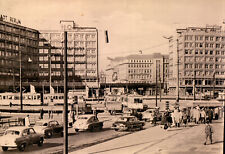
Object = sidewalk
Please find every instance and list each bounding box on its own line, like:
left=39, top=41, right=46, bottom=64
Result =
left=70, top=119, right=224, bottom=154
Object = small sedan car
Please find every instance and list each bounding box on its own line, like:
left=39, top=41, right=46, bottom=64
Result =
left=112, top=116, right=145, bottom=131
left=142, top=109, right=154, bottom=122
left=73, top=115, right=103, bottom=132
left=33, top=119, right=63, bottom=138
left=0, top=126, right=44, bottom=151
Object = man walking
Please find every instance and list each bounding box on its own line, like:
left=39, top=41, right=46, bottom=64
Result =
left=204, top=121, right=213, bottom=145
left=25, top=115, right=30, bottom=127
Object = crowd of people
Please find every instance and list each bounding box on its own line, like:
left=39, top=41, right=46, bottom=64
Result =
left=161, top=106, right=222, bottom=129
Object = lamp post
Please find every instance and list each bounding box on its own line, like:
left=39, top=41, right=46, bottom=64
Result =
left=20, top=52, right=32, bottom=111
left=19, top=50, right=22, bottom=111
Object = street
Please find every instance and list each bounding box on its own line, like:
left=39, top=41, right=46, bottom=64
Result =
left=0, top=113, right=154, bottom=154
left=72, top=118, right=224, bottom=154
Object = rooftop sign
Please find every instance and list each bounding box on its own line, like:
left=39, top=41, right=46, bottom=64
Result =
left=0, top=14, right=21, bottom=25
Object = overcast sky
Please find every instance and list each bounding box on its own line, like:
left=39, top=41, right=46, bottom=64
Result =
left=1, top=0, right=224, bottom=70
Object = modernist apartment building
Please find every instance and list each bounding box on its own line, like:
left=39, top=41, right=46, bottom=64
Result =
left=0, top=18, right=39, bottom=92
left=106, top=53, right=169, bottom=95
left=168, top=25, right=225, bottom=96
left=39, top=21, right=99, bottom=94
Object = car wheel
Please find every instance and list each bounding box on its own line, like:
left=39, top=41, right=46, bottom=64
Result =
left=90, top=126, right=94, bottom=132
left=18, top=143, right=26, bottom=151
left=2, top=146, right=8, bottom=151
left=60, top=132, right=64, bottom=137
left=38, top=138, right=44, bottom=147
left=75, top=129, right=79, bottom=132
left=114, top=128, right=119, bottom=131
left=46, top=131, right=53, bottom=138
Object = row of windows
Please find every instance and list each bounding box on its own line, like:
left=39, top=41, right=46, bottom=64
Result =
left=0, top=24, right=38, bottom=38
left=184, top=56, right=225, bottom=63
left=128, top=64, right=153, bottom=68
left=40, top=33, right=96, bottom=40
left=128, top=69, right=152, bottom=74
left=184, top=35, right=225, bottom=41
left=184, top=49, right=225, bottom=55
left=0, top=50, right=18, bottom=57
left=184, top=63, right=225, bottom=69
left=184, top=42, right=224, bottom=48
left=0, top=33, right=38, bottom=46
left=129, top=74, right=152, bottom=79
left=130, top=59, right=154, bottom=63
left=184, top=79, right=224, bottom=86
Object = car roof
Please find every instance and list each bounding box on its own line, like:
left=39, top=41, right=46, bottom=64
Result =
left=78, top=114, right=95, bottom=118
left=6, top=126, right=31, bottom=131
left=36, top=119, right=57, bottom=123
left=120, top=115, right=136, bottom=118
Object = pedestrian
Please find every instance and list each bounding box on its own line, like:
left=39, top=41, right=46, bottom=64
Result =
left=208, top=109, right=213, bottom=123
left=182, top=110, right=188, bottom=127
left=204, top=120, right=213, bottom=145
left=25, top=115, right=30, bottom=127
left=40, top=108, right=44, bottom=119
left=200, top=108, right=206, bottom=124
left=48, top=109, right=52, bottom=119
left=214, top=107, right=219, bottom=120
left=174, top=108, right=180, bottom=127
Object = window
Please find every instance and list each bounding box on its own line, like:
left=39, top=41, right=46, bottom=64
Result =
left=210, top=50, right=213, bottom=55
left=205, top=50, right=208, bottom=54
left=216, top=51, right=220, bottom=55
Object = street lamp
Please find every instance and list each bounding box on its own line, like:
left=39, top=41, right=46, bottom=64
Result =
left=20, top=52, right=32, bottom=111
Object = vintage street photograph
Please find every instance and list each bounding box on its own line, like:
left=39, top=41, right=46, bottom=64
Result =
left=0, top=0, right=224, bottom=154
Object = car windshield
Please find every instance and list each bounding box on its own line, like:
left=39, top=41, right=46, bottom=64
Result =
left=5, top=130, right=20, bottom=135
left=118, top=117, right=128, bottom=121
left=35, top=121, right=48, bottom=126
left=78, top=116, right=89, bottom=120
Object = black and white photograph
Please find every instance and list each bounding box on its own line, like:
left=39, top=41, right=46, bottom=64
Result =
left=0, top=0, right=224, bottom=153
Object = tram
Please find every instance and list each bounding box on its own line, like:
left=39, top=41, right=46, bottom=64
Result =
left=0, top=92, right=43, bottom=106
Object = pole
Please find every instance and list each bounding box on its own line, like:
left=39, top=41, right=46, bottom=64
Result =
left=20, top=50, right=23, bottom=111
left=155, top=60, right=158, bottom=107
left=193, top=70, right=196, bottom=101
left=213, top=72, right=215, bottom=99
left=177, top=39, right=179, bottom=102
left=159, top=61, right=161, bottom=102
left=49, top=46, right=52, bottom=92
left=63, top=31, right=68, bottom=154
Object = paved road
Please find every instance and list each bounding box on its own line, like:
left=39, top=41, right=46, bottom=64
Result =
left=0, top=113, right=153, bottom=154
left=72, top=119, right=224, bottom=154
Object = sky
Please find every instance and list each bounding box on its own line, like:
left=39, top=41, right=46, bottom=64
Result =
left=1, top=0, right=224, bottom=71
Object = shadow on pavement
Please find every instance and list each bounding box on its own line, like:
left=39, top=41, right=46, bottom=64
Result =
left=88, top=140, right=154, bottom=154
left=211, top=140, right=224, bottom=145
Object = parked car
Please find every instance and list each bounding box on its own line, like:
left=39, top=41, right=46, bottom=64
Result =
left=112, top=116, right=145, bottom=131
left=73, top=114, right=103, bottom=132
left=142, top=109, right=154, bottom=122
left=0, top=126, right=44, bottom=152
left=33, top=119, right=63, bottom=138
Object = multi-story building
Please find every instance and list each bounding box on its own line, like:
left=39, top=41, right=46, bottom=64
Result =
left=106, top=53, right=169, bottom=95
left=168, top=25, right=225, bottom=97
left=39, top=21, right=99, bottom=95
left=0, top=17, right=39, bottom=92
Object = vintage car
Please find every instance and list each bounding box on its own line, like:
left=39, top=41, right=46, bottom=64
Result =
left=0, top=126, right=44, bottom=151
left=112, top=116, right=145, bottom=131
left=33, top=119, right=63, bottom=138
left=73, top=114, right=103, bottom=132
left=142, top=109, right=154, bottom=122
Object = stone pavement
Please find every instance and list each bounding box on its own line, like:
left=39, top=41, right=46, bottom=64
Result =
left=70, top=119, right=224, bottom=154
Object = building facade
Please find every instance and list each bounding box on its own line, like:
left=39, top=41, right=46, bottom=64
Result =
left=106, top=53, right=169, bottom=95
left=39, top=21, right=99, bottom=95
left=168, top=25, right=225, bottom=97
left=0, top=18, right=39, bottom=92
